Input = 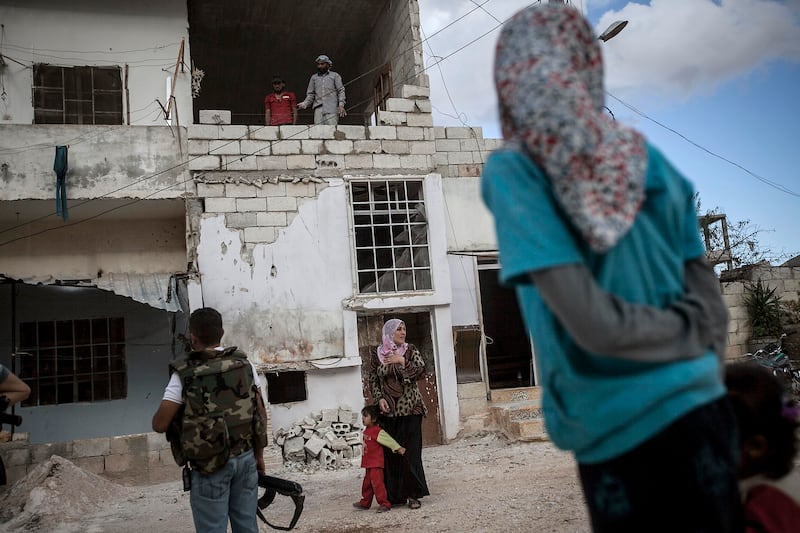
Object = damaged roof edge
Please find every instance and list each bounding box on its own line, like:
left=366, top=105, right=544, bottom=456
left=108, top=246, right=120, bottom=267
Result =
left=0, top=272, right=185, bottom=313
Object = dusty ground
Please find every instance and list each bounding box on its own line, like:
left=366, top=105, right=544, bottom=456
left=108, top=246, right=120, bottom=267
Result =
left=1, top=432, right=591, bottom=533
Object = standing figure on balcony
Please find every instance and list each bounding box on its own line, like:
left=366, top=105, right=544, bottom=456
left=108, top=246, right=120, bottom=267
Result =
left=264, top=75, right=297, bottom=126
left=297, top=54, right=346, bottom=125
left=481, top=4, right=742, bottom=532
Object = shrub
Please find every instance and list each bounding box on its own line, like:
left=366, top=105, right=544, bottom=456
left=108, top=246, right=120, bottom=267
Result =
left=743, top=280, right=783, bottom=338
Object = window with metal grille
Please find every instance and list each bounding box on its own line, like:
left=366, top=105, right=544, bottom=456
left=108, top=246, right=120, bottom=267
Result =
left=33, top=64, right=123, bottom=125
left=350, top=179, right=432, bottom=294
left=17, top=318, right=127, bottom=406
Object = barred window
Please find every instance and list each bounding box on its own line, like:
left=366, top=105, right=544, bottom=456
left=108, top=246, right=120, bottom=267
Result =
left=350, top=179, right=432, bottom=294
left=33, top=64, right=123, bottom=125
left=18, top=318, right=127, bottom=406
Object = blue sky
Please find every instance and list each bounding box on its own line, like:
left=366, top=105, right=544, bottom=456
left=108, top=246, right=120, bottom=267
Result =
left=419, top=0, right=800, bottom=263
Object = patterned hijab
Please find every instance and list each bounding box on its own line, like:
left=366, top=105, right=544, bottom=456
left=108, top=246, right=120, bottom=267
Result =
left=376, top=319, right=408, bottom=364
left=494, top=4, right=647, bottom=253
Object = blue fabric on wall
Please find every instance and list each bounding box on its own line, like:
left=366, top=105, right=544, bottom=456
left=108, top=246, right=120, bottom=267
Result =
left=54, top=145, right=69, bottom=220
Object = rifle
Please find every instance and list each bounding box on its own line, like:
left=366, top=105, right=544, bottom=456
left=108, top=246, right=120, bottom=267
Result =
left=0, top=395, right=23, bottom=486
left=257, top=473, right=305, bottom=531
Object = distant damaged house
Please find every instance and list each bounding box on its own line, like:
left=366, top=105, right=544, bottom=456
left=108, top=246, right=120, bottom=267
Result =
left=0, top=0, right=539, bottom=481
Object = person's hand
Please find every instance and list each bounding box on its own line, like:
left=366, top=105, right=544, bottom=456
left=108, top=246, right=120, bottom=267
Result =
left=297, top=102, right=307, bottom=110
left=256, top=453, right=266, bottom=474
left=385, top=352, right=405, bottom=365
left=397, top=447, right=406, bottom=456
left=378, top=398, right=390, bottom=414
left=338, top=105, right=347, bottom=117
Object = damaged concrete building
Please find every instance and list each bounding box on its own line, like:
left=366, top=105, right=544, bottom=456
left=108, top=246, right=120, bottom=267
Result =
left=0, top=0, right=539, bottom=483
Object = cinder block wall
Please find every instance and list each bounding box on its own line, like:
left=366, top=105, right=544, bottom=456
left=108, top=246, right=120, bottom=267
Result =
left=722, top=264, right=800, bottom=358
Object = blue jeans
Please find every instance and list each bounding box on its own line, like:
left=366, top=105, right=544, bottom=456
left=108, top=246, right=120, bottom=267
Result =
left=190, top=451, right=259, bottom=533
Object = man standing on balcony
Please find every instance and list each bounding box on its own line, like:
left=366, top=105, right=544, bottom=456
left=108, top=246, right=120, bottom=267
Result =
left=264, top=76, right=297, bottom=126
left=298, top=54, right=346, bottom=125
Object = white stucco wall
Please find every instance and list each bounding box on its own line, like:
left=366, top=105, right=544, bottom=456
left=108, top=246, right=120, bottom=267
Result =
left=0, top=0, right=192, bottom=127
left=442, top=177, right=498, bottom=252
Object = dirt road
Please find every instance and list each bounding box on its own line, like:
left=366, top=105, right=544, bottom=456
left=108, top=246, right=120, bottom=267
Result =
left=5, top=432, right=591, bottom=533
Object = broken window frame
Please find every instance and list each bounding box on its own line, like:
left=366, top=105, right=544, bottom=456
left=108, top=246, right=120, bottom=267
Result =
left=17, top=317, right=127, bottom=406
left=33, top=64, right=124, bottom=125
left=348, top=178, right=433, bottom=295
left=372, top=64, right=393, bottom=126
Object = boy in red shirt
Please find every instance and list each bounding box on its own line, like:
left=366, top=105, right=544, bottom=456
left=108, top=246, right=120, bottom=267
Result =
left=353, top=404, right=405, bottom=513
left=264, top=76, right=297, bottom=126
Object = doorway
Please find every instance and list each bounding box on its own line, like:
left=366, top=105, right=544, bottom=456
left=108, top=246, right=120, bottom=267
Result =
left=356, top=311, right=442, bottom=446
left=478, top=263, right=534, bottom=390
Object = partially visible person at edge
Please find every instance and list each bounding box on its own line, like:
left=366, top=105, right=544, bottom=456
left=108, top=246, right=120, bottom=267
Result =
left=264, top=75, right=297, bottom=126
left=0, top=363, right=31, bottom=443
left=353, top=404, right=406, bottom=513
left=726, top=362, right=800, bottom=533
left=481, top=5, right=742, bottom=532
left=367, top=319, right=430, bottom=509
left=297, top=54, right=346, bottom=125
left=152, top=307, right=268, bottom=533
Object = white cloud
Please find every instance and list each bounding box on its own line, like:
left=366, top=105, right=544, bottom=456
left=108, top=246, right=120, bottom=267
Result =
left=418, top=0, right=800, bottom=135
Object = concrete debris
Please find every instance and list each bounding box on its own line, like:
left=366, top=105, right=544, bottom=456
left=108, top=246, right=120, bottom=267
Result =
left=275, top=405, right=363, bottom=470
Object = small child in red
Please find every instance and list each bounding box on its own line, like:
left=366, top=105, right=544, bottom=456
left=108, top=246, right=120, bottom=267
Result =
left=353, top=404, right=405, bottom=513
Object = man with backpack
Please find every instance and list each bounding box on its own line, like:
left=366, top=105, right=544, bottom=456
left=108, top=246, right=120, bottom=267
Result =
left=152, top=307, right=268, bottom=533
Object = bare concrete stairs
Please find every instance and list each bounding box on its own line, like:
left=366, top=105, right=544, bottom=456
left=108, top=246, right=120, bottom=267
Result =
left=488, top=386, right=548, bottom=442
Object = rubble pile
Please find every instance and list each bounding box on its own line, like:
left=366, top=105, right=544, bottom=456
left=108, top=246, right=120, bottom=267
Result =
left=274, top=405, right=363, bottom=469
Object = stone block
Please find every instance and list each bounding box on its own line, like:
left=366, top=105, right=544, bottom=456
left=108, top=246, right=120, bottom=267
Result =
left=257, top=212, right=287, bottom=226
left=217, top=125, right=249, bottom=140
left=199, top=109, right=231, bottom=124
left=335, top=125, right=366, bottom=140
left=257, top=155, right=288, bottom=171
left=324, top=140, right=354, bottom=154
left=415, top=100, right=432, bottom=113
left=423, top=127, right=436, bottom=140
left=109, top=434, right=149, bottom=456
left=342, top=447, right=354, bottom=460
left=305, top=124, right=334, bottom=139
left=275, top=434, right=286, bottom=446
left=225, top=183, right=257, bottom=197
left=410, top=141, right=436, bottom=154
left=196, top=183, right=225, bottom=197
left=31, top=441, right=74, bottom=463
left=350, top=443, right=363, bottom=460
left=344, top=154, right=374, bottom=169
left=400, top=155, right=431, bottom=169
left=3, top=446, right=30, bottom=466
left=386, top=98, right=416, bottom=113
left=331, top=421, right=351, bottom=435
left=396, top=126, right=424, bottom=141
left=460, top=139, right=483, bottom=151
left=304, top=434, right=327, bottom=456
left=72, top=456, right=105, bottom=474
left=236, top=197, right=267, bottom=212
left=433, top=152, right=449, bottom=166
left=381, top=140, right=409, bottom=154
left=401, top=85, right=430, bottom=99
left=105, top=454, right=148, bottom=473
left=301, top=139, right=324, bottom=154
left=250, top=126, right=280, bottom=141
left=330, top=437, right=349, bottom=451
left=456, top=164, right=483, bottom=177
left=377, top=110, right=407, bottom=126
left=147, top=432, right=170, bottom=452
left=279, top=125, right=310, bottom=140
left=286, top=155, right=316, bottom=169
left=188, top=124, right=220, bottom=139
left=188, top=139, right=209, bottom=155
left=223, top=155, right=258, bottom=170
left=406, top=113, right=433, bottom=127
left=373, top=154, right=401, bottom=169
left=240, top=140, right=272, bottom=156
left=72, top=437, right=110, bottom=458
left=205, top=197, right=237, bottom=213
left=448, top=151, right=474, bottom=164
left=225, top=212, right=257, bottom=227
left=316, top=154, right=344, bottom=169
left=434, top=126, right=447, bottom=139
left=188, top=155, right=221, bottom=171
left=272, top=140, right=302, bottom=155
left=267, top=196, right=298, bottom=212
left=445, top=127, right=471, bottom=139
left=321, top=409, right=339, bottom=422
left=244, top=226, right=276, bottom=243
left=316, top=419, right=331, bottom=429
left=435, top=139, right=460, bottom=152
left=367, top=126, right=397, bottom=140
left=302, top=429, right=314, bottom=440
left=256, top=181, right=287, bottom=197
left=354, top=140, right=382, bottom=153
left=318, top=448, right=337, bottom=468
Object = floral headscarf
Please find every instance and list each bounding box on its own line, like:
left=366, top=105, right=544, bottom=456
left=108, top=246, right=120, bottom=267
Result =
left=376, top=319, right=408, bottom=363
left=494, top=4, right=647, bottom=252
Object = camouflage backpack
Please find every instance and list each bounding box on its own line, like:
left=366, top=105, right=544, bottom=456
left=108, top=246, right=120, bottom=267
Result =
left=167, top=347, right=267, bottom=474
